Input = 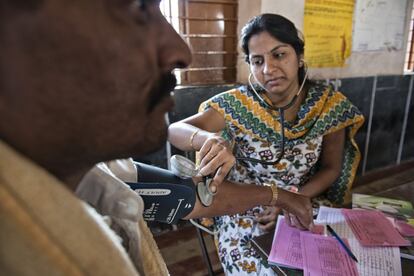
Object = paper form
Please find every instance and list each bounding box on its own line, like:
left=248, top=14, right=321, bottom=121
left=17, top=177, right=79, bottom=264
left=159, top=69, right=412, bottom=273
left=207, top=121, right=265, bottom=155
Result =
left=395, top=220, right=414, bottom=237
left=300, top=232, right=358, bottom=276
left=268, top=216, right=303, bottom=269
left=316, top=207, right=402, bottom=276
left=342, top=209, right=411, bottom=247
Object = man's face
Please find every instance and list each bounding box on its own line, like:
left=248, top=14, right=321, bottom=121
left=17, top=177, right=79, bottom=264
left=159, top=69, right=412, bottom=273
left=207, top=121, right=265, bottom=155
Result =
left=0, top=0, right=191, bottom=170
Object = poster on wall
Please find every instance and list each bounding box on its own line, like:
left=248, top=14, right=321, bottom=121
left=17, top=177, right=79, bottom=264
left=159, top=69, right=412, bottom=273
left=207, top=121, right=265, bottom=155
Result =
left=352, top=0, right=408, bottom=52
left=304, top=0, right=355, bottom=68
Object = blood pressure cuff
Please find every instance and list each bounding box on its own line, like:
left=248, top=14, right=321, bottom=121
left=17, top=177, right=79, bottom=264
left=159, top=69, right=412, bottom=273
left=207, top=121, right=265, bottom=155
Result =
left=125, top=162, right=196, bottom=224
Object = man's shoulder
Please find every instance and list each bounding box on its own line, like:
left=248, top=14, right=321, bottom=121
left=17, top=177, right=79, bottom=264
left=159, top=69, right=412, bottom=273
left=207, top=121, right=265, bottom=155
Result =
left=0, top=142, right=139, bottom=276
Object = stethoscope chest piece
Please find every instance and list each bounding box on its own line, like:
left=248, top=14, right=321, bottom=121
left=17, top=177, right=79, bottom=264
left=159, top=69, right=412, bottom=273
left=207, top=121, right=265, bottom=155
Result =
left=170, top=154, right=216, bottom=207
left=197, top=177, right=215, bottom=207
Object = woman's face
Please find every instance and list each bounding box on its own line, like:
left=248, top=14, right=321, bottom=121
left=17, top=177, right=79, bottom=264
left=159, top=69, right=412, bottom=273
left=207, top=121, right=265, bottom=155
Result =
left=248, top=31, right=302, bottom=101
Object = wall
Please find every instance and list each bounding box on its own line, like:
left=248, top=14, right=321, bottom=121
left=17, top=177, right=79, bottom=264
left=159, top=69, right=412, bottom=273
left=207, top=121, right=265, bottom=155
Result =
left=142, top=1, right=414, bottom=176
left=338, top=75, right=414, bottom=174
left=236, top=0, right=262, bottom=83
left=144, top=74, right=414, bottom=176
left=236, top=0, right=414, bottom=81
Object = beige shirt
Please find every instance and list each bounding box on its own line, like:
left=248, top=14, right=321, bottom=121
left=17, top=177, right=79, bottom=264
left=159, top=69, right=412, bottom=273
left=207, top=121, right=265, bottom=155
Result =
left=0, top=141, right=168, bottom=275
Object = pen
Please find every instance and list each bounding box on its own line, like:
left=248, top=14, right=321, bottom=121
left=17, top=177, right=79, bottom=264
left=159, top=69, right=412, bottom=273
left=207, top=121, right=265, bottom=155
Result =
left=327, top=224, right=358, bottom=263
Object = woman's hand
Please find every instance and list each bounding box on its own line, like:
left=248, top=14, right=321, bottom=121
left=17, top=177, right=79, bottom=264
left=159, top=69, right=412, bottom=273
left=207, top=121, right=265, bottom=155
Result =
left=277, top=189, right=314, bottom=230
left=256, top=206, right=282, bottom=231
left=197, top=135, right=235, bottom=191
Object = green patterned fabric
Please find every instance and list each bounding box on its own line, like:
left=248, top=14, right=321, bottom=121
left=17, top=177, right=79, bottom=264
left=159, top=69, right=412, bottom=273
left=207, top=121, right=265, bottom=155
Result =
left=201, top=83, right=365, bottom=205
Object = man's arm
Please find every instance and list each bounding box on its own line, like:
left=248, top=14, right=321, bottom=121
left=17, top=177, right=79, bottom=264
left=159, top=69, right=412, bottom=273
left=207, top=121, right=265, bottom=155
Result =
left=77, top=160, right=313, bottom=230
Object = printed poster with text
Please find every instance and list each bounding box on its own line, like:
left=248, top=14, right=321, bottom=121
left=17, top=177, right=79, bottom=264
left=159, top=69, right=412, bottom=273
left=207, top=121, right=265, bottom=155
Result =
left=304, top=0, right=355, bottom=68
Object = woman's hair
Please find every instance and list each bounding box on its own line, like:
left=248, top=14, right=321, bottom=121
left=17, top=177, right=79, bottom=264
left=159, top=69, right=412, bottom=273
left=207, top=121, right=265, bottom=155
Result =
left=241, top=14, right=306, bottom=84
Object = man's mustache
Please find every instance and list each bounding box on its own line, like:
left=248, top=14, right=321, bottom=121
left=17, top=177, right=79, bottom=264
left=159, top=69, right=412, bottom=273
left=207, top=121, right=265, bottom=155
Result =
left=148, top=73, right=177, bottom=112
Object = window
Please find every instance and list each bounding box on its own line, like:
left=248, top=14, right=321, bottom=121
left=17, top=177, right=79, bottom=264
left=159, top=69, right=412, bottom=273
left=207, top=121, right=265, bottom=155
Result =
left=161, top=0, right=238, bottom=85
left=405, top=2, right=414, bottom=72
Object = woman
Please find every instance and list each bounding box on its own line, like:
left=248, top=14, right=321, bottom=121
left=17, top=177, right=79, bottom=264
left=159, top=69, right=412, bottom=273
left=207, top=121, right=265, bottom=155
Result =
left=169, top=14, right=364, bottom=275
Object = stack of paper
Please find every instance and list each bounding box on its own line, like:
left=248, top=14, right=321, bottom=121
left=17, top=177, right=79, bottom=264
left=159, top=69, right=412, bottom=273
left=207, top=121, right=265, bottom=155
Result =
left=301, top=231, right=358, bottom=276
left=316, top=207, right=402, bottom=276
left=268, top=217, right=304, bottom=269
left=352, top=193, right=414, bottom=260
left=269, top=208, right=406, bottom=275
left=268, top=216, right=358, bottom=275
left=342, top=209, right=411, bottom=247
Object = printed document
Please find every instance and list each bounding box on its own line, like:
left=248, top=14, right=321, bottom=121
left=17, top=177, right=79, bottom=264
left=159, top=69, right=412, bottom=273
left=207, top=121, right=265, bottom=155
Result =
left=268, top=217, right=303, bottom=269
left=342, top=209, right=411, bottom=246
left=316, top=206, right=402, bottom=276
left=300, top=231, right=358, bottom=276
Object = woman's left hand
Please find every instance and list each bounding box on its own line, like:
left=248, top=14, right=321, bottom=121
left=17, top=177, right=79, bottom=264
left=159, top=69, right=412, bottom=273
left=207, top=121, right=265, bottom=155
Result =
left=256, top=206, right=282, bottom=231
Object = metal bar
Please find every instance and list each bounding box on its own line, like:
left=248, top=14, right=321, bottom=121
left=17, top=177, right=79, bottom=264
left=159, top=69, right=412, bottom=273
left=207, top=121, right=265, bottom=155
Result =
left=168, top=0, right=172, bottom=23
left=409, top=19, right=414, bottom=71
left=362, top=75, right=377, bottom=174
left=183, top=0, right=190, bottom=83
left=397, top=75, right=414, bottom=164
left=184, top=0, right=190, bottom=40
left=334, top=78, right=341, bottom=90
left=195, top=224, right=215, bottom=276
left=165, top=113, right=172, bottom=170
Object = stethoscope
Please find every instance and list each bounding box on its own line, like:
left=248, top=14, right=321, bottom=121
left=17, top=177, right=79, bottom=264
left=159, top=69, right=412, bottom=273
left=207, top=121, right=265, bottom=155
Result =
left=170, top=154, right=216, bottom=207
left=234, top=68, right=308, bottom=166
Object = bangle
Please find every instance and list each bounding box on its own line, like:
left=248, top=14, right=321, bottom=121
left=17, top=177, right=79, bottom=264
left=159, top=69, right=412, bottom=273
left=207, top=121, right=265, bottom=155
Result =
left=189, top=129, right=199, bottom=150
left=265, top=184, right=278, bottom=206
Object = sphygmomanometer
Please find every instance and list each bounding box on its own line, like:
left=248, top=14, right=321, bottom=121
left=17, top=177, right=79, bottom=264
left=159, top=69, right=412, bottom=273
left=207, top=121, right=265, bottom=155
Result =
left=125, top=155, right=216, bottom=224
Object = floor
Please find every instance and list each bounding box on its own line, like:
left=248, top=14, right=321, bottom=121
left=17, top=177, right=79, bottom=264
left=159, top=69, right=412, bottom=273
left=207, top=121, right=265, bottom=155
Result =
left=153, top=164, right=414, bottom=276
left=153, top=222, right=223, bottom=276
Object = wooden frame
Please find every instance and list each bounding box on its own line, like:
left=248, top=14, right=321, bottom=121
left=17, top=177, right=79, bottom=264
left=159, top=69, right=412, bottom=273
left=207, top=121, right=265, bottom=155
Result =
left=171, top=0, right=239, bottom=85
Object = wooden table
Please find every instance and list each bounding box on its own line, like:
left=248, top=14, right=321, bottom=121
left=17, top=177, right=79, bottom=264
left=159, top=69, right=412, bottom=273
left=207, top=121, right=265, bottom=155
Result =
left=251, top=181, right=414, bottom=275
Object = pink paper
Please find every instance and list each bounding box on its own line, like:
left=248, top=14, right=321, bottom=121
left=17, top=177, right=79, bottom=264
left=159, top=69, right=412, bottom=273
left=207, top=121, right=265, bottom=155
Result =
left=342, top=209, right=411, bottom=246
left=310, top=224, right=325, bottom=235
left=395, top=220, right=414, bottom=237
left=386, top=216, right=414, bottom=237
left=268, top=218, right=303, bottom=269
left=300, top=232, right=359, bottom=276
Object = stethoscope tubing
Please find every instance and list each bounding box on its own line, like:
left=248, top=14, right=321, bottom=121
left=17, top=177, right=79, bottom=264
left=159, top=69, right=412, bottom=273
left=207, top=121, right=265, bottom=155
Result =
left=237, top=71, right=308, bottom=165
left=235, top=104, right=286, bottom=165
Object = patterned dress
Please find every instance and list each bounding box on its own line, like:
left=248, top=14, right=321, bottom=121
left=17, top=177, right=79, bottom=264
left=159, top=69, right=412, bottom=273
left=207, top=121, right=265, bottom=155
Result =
left=200, top=83, right=364, bottom=275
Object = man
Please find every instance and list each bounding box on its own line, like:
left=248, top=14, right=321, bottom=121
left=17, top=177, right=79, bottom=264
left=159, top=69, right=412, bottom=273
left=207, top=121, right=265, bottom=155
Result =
left=0, top=0, right=313, bottom=275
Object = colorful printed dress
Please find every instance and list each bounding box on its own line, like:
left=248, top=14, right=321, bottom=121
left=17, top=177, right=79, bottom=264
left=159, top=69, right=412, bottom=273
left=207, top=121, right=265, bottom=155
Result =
left=200, top=83, right=364, bottom=275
